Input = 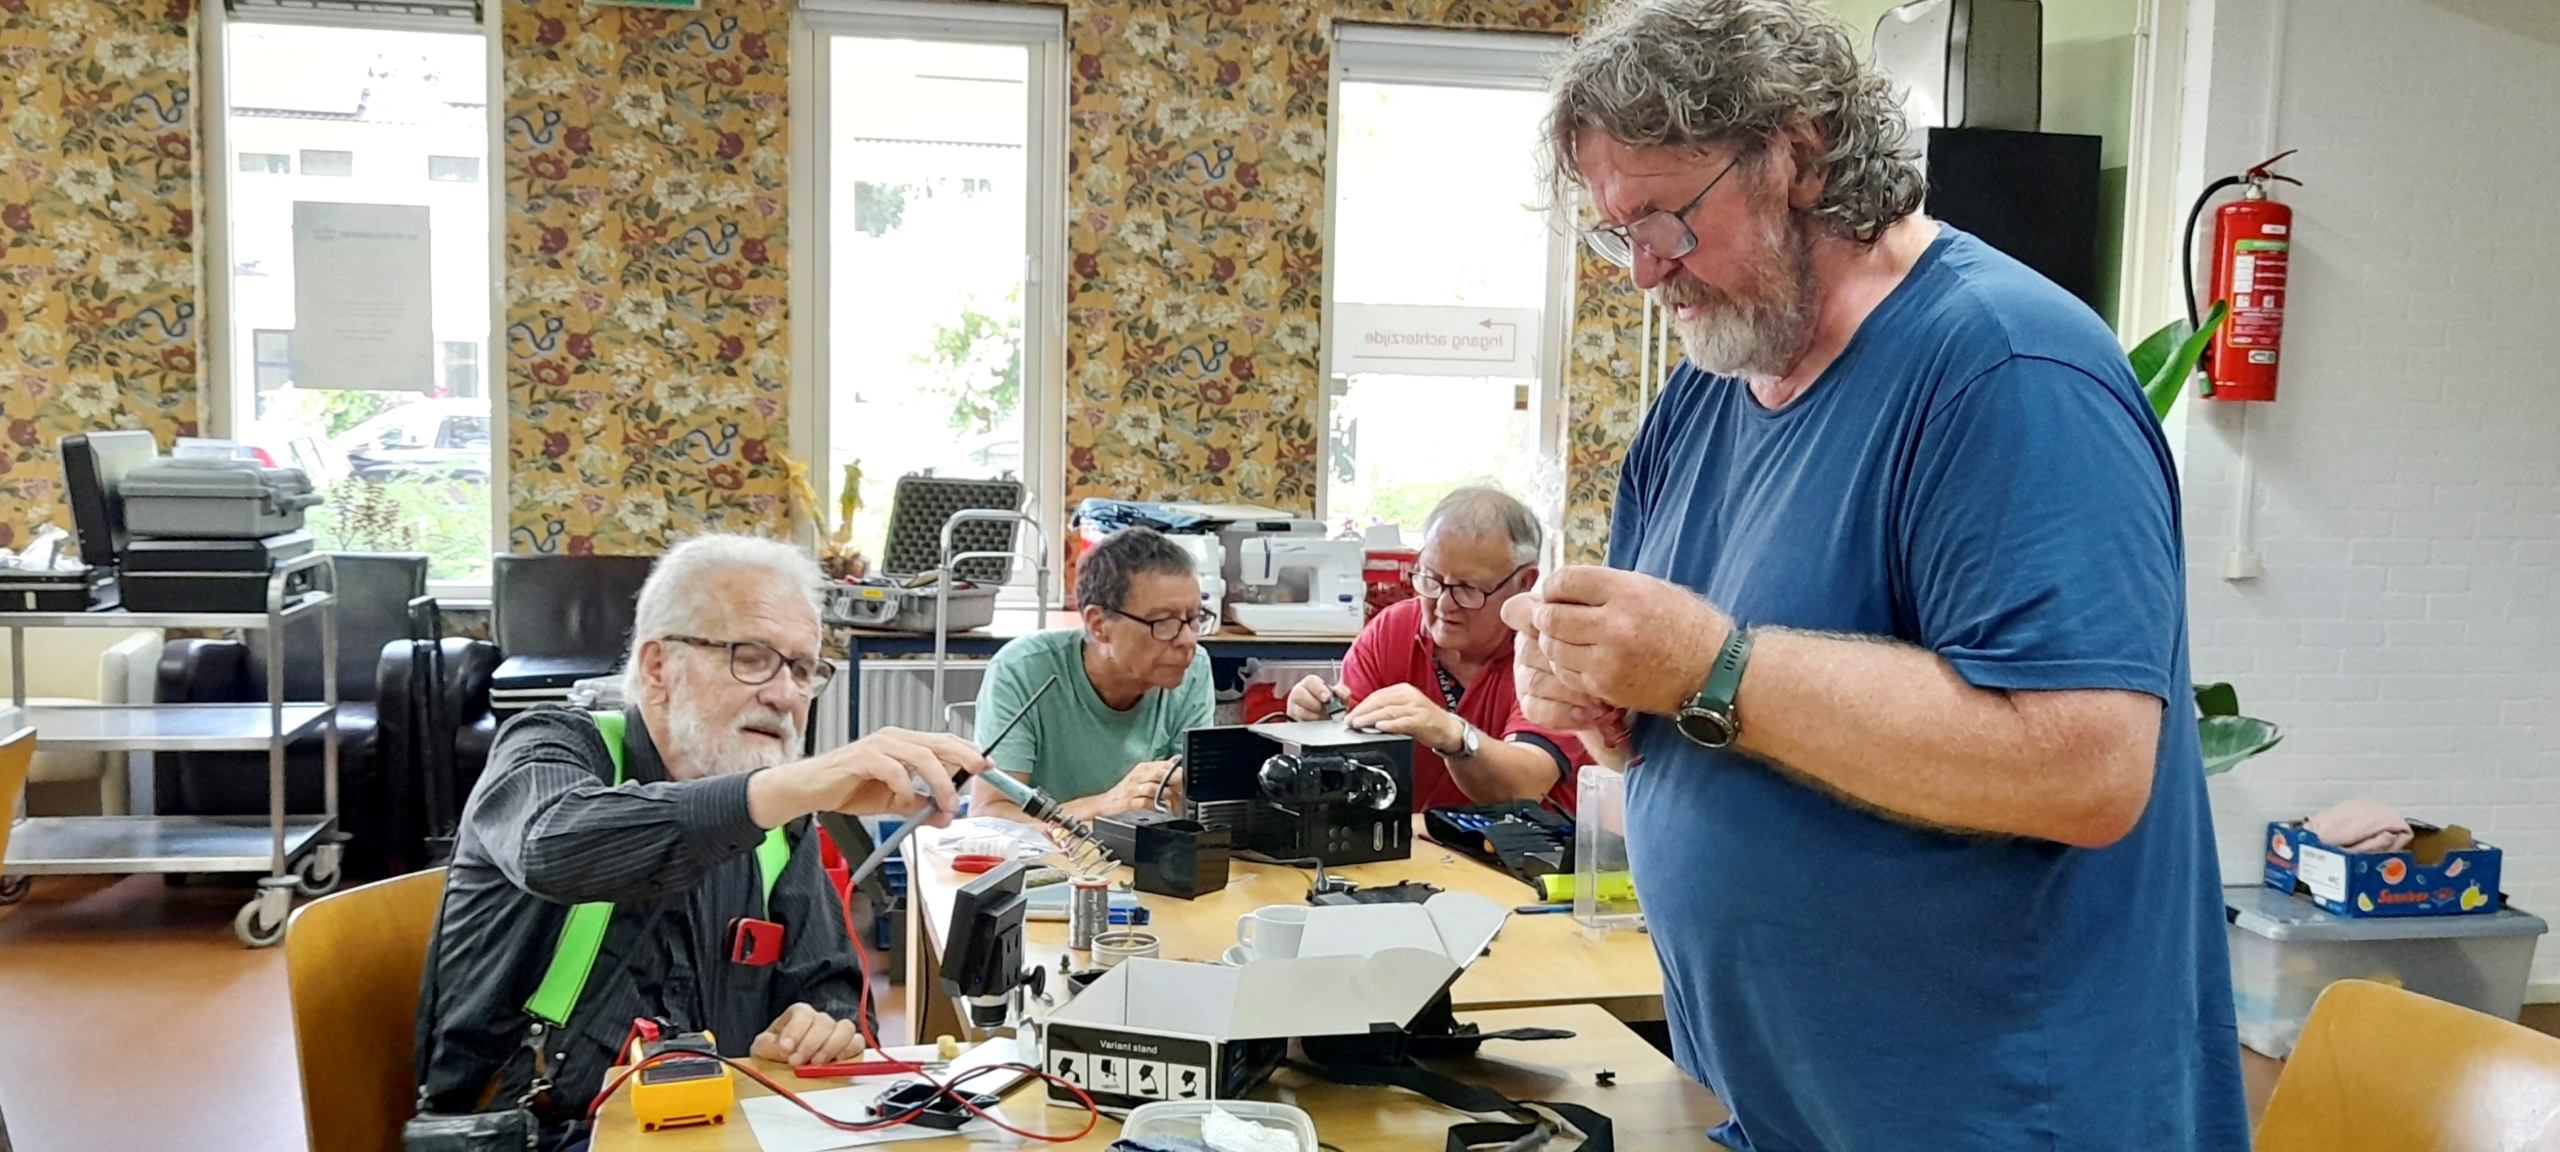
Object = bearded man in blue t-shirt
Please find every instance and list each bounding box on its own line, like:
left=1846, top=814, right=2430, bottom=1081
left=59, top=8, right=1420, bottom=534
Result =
left=1504, top=1, right=2249, bottom=1149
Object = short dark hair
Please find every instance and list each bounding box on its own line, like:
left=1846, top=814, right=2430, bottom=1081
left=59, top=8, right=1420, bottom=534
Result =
left=1076, top=526, right=1198, bottom=614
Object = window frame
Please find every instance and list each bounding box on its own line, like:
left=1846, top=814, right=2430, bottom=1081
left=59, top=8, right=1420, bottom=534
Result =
left=792, top=0, right=1069, bottom=603
left=200, top=0, right=506, bottom=598
left=252, top=327, right=293, bottom=392
left=1318, top=24, right=1575, bottom=525
left=297, top=148, right=356, bottom=177
left=426, top=154, right=481, bottom=183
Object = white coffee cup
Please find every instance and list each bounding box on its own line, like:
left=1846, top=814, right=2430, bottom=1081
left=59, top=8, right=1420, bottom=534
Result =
left=1234, top=904, right=1309, bottom=960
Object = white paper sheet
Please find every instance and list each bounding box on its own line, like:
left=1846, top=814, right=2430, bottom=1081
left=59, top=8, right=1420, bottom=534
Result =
left=290, top=201, right=434, bottom=391
left=737, top=1085, right=998, bottom=1152
left=736, top=1037, right=1033, bottom=1152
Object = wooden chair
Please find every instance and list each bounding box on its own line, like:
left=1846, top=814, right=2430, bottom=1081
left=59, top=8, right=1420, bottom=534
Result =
left=2259, top=978, right=2560, bottom=1151
left=285, top=868, right=444, bottom=1152
left=0, top=727, right=35, bottom=864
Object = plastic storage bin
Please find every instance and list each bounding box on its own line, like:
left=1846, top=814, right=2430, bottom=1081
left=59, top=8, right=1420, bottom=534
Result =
left=1574, top=764, right=1644, bottom=930
left=2226, top=885, right=2546, bottom=1057
left=118, top=458, right=320, bottom=539
left=1118, top=1100, right=1317, bottom=1151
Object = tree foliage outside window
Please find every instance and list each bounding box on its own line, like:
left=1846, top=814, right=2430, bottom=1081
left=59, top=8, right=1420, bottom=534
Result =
left=915, top=290, right=1022, bottom=435
left=853, top=180, right=906, bottom=237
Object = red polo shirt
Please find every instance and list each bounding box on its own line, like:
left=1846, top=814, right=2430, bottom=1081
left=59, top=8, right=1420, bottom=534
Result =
left=1338, top=598, right=1587, bottom=813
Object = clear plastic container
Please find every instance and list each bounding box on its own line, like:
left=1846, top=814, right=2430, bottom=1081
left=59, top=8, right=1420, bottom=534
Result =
left=1118, top=1099, right=1318, bottom=1151
left=2225, top=885, right=2546, bottom=1057
left=1574, top=764, right=1644, bottom=930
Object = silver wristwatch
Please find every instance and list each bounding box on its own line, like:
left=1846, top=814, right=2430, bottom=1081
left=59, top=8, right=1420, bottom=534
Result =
left=1440, top=720, right=1482, bottom=761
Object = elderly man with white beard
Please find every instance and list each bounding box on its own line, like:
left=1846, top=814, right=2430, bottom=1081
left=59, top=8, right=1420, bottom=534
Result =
left=416, top=535, right=982, bottom=1144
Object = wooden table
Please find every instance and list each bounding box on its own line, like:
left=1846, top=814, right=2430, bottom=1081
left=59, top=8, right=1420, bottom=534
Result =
left=903, top=823, right=1667, bottom=1042
left=591, top=1004, right=1726, bottom=1151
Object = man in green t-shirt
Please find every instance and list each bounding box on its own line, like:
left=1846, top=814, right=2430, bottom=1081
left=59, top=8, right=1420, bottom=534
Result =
left=971, top=526, right=1215, bottom=822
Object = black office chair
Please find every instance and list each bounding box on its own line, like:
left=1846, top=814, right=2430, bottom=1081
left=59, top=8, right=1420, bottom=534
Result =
left=412, top=554, right=655, bottom=858
left=155, top=553, right=433, bottom=878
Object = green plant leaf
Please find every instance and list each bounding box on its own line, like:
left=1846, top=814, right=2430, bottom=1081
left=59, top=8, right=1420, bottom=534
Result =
left=2200, top=714, right=2283, bottom=776
left=2194, top=681, right=2241, bottom=717
left=2133, top=300, right=2229, bottom=421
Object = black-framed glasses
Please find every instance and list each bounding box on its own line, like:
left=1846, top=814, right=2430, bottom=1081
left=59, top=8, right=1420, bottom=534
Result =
left=1110, top=608, right=1215, bottom=642
left=663, top=634, right=836, bottom=697
left=1581, top=152, right=1743, bottom=268
left=1411, top=563, right=1531, bottom=610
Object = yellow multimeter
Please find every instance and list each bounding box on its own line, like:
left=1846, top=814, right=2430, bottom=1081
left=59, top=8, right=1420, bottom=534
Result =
left=628, top=1031, right=737, bottom=1132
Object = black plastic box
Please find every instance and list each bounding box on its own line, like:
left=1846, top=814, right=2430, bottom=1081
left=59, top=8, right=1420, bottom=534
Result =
left=120, top=565, right=316, bottom=613
left=0, top=568, right=119, bottom=612
left=121, top=531, right=314, bottom=573
left=1093, top=811, right=1232, bottom=900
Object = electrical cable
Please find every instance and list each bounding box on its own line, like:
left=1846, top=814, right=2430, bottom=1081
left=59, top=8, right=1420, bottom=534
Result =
left=1235, top=851, right=1331, bottom=894
left=1148, top=753, right=1182, bottom=812
left=582, top=833, right=1107, bottom=1142
left=587, top=1050, right=1099, bottom=1141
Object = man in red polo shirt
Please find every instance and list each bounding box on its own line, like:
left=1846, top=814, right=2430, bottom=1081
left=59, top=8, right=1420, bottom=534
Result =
left=1285, top=487, right=1586, bottom=811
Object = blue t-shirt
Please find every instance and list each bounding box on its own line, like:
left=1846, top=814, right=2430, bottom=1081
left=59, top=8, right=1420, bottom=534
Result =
left=1608, top=228, right=2247, bottom=1152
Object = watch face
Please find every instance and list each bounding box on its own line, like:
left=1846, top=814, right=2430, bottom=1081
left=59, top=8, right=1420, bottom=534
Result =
left=1676, top=707, right=1737, bottom=749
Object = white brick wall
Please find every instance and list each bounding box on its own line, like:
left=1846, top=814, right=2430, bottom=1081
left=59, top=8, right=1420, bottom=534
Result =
left=2179, top=0, right=2560, bottom=988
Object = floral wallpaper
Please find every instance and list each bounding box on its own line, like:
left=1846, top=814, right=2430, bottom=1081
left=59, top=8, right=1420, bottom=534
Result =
left=0, top=0, right=201, bottom=551
left=1055, top=0, right=1625, bottom=516
left=500, top=0, right=794, bottom=555
left=1562, top=244, right=1648, bottom=561
left=490, top=0, right=1651, bottom=556
left=0, top=0, right=1648, bottom=560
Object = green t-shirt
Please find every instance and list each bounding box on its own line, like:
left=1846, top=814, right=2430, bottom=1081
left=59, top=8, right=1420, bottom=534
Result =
left=971, top=628, right=1214, bottom=803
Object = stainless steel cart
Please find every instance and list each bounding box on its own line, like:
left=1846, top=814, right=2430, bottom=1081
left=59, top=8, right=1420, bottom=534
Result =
left=0, top=551, right=342, bottom=946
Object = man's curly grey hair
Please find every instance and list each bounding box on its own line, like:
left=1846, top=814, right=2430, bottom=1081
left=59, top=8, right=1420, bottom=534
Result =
left=1544, top=0, right=1925, bottom=243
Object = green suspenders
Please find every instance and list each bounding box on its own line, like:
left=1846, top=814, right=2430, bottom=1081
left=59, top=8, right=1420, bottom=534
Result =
left=522, top=711, right=792, bottom=1027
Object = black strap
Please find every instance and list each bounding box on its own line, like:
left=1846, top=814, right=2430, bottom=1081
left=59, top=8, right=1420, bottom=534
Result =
left=1433, top=663, right=1468, bottom=713
left=1298, top=1060, right=1614, bottom=1152
left=414, top=872, right=562, bottom=1116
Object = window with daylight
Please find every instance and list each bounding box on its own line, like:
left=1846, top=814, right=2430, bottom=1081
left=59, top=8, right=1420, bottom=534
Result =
left=812, top=0, right=1064, bottom=576
left=221, top=17, right=494, bottom=584
left=299, top=148, right=355, bottom=177
left=1323, top=26, right=1572, bottom=543
left=440, top=340, right=480, bottom=398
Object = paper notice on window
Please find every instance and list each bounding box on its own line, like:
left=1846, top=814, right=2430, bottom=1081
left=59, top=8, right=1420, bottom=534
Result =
left=1331, top=302, right=1541, bottom=380
left=291, top=201, right=434, bottom=392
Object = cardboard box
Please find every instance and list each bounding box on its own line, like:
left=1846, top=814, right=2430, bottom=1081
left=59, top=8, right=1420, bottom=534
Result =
left=2263, top=819, right=2503, bottom=918
left=1040, top=892, right=1508, bottom=1110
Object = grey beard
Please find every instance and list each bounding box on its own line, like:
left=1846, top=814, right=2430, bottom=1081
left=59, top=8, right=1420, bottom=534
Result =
left=667, top=698, right=800, bottom=777
left=1655, top=210, right=1822, bottom=380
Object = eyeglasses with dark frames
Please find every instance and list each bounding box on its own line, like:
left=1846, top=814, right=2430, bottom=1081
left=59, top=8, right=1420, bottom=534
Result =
left=662, top=634, right=836, bottom=697
left=1109, top=608, right=1216, bottom=642
left=1410, top=562, right=1532, bottom=611
left=1580, top=151, right=1744, bottom=268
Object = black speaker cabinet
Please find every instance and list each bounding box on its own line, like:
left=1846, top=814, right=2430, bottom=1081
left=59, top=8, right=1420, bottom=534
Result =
left=1924, top=127, right=2103, bottom=310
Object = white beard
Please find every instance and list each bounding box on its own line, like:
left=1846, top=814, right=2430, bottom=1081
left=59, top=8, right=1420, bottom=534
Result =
left=666, top=695, right=802, bottom=778
left=1653, top=207, right=1822, bottom=380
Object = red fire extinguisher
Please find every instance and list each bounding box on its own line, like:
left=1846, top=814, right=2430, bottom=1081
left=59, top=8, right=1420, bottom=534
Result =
left=2184, top=151, right=2301, bottom=402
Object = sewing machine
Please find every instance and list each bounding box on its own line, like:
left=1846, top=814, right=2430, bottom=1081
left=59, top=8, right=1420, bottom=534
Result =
left=1167, top=533, right=1226, bottom=636
left=1228, top=536, right=1366, bottom=636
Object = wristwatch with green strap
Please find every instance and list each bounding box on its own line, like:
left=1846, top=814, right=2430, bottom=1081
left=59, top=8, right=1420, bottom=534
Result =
left=1674, top=628, right=1754, bottom=749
